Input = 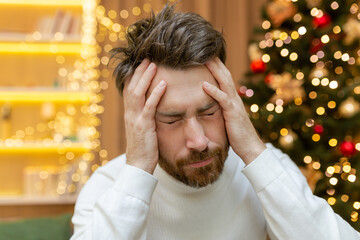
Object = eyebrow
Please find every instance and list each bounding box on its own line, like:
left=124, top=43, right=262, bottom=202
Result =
left=156, top=101, right=217, bottom=118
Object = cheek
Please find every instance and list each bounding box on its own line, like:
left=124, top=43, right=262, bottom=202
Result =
left=156, top=122, right=182, bottom=160
left=203, top=113, right=227, bottom=143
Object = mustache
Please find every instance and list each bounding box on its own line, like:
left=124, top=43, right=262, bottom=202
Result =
left=176, top=147, right=223, bottom=167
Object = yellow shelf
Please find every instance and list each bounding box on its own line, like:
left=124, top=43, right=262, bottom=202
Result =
left=0, top=42, right=83, bottom=54
left=0, top=0, right=83, bottom=7
left=0, top=89, right=91, bottom=103
left=0, top=142, right=90, bottom=154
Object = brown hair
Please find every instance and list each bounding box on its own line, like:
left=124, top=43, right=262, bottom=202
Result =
left=111, top=4, right=226, bottom=94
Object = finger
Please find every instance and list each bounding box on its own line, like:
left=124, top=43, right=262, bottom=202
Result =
left=207, top=58, right=235, bottom=90
left=202, top=81, right=232, bottom=111
left=143, top=80, right=167, bottom=118
left=214, top=57, right=232, bottom=80
left=127, top=58, right=150, bottom=91
left=205, top=58, right=236, bottom=96
left=123, top=76, right=132, bottom=98
left=133, top=62, right=157, bottom=98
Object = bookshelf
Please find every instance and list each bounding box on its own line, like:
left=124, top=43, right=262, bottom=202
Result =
left=0, top=0, right=99, bottom=211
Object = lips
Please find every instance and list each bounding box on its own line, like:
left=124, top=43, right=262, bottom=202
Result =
left=187, top=157, right=213, bottom=168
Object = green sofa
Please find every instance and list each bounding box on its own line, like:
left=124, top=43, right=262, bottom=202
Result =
left=0, top=213, right=72, bottom=240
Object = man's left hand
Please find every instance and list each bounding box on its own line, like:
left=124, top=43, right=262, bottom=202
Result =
left=203, top=57, right=266, bottom=165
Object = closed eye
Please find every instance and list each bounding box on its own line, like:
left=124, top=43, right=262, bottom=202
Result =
left=165, top=120, right=178, bottom=125
left=201, top=109, right=218, bottom=117
left=159, top=119, right=181, bottom=125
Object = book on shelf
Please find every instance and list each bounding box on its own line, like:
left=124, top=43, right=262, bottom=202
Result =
left=40, top=9, right=82, bottom=36
left=0, top=9, right=82, bottom=42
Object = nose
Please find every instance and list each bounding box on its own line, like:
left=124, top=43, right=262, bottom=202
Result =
left=184, top=117, right=209, bottom=152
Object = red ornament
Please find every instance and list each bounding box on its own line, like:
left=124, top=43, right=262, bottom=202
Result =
left=237, top=86, right=247, bottom=96
left=251, top=60, right=266, bottom=73
left=340, top=141, right=357, bottom=156
left=313, top=124, right=324, bottom=134
left=310, top=38, right=324, bottom=54
left=313, top=13, right=331, bottom=28
left=265, top=73, right=273, bottom=84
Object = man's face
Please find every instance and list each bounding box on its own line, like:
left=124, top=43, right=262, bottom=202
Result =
left=146, top=65, right=229, bottom=188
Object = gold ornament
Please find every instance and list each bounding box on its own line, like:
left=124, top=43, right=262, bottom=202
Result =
left=279, top=129, right=298, bottom=149
left=248, top=43, right=263, bottom=61
left=268, top=72, right=305, bottom=105
left=266, top=0, right=297, bottom=27
left=343, top=18, right=360, bottom=45
left=339, top=97, right=360, bottom=118
left=305, top=0, right=322, bottom=8
left=299, top=164, right=323, bottom=192
left=309, top=67, right=329, bottom=79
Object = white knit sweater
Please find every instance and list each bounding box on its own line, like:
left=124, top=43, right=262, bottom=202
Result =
left=71, top=144, right=360, bottom=240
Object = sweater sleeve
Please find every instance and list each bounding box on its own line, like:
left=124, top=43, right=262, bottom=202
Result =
left=70, top=161, right=157, bottom=240
left=242, top=144, right=360, bottom=240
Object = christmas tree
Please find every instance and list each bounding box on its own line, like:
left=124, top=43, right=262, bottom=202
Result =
left=242, top=0, right=360, bottom=229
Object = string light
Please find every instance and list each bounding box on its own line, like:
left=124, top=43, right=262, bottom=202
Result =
left=312, top=134, right=320, bottom=142
left=328, top=101, right=336, bottom=109
left=354, top=202, right=360, bottom=210
left=331, top=1, right=339, bottom=10
left=316, top=107, right=326, bottom=115
left=310, top=55, right=319, bottom=63
left=341, top=53, right=350, bottom=61
left=304, top=156, right=312, bottom=164
left=329, top=81, right=338, bottom=89
left=291, top=31, right=299, bottom=39
left=262, top=20, right=271, bottom=30
left=328, top=197, right=336, bottom=205
left=321, top=78, right=329, bottom=86
left=289, top=52, right=298, bottom=61
left=333, top=25, right=341, bottom=34
left=250, top=104, right=259, bottom=112
left=330, top=177, right=338, bottom=185
left=341, top=195, right=349, bottom=202
left=313, top=162, right=321, bottom=170
left=298, top=26, right=307, bottom=35
left=262, top=54, right=270, bottom=62
left=280, top=48, right=289, bottom=57
left=312, top=78, right=321, bottom=86
left=293, top=13, right=302, bottom=22
left=321, top=35, right=330, bottom=44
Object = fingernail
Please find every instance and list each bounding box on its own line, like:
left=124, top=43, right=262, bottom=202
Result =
left=148, top=63, right=155, bottom=70
left=159, top=80, right=166, bottom=87
left=203, top=82, right=210, bottom=88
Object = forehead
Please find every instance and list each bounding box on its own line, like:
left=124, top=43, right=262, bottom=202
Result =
left=147, top=65, right=218, bottom=110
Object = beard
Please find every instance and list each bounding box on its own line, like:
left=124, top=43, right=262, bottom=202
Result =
left=158, top=144, right=229, bottom=188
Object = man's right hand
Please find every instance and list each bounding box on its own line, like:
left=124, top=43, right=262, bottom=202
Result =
left=123, top=59, right=167, bottom=174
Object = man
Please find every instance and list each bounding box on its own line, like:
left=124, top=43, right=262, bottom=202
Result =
left=71, top=4, right=360, bottom=240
